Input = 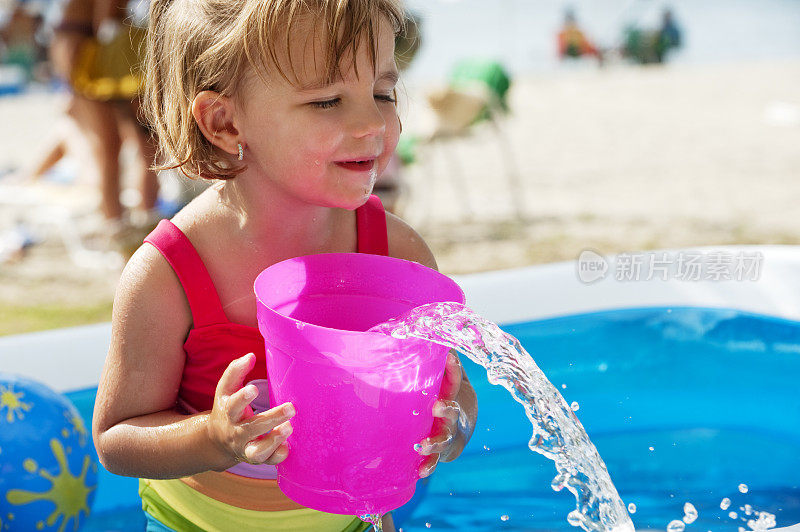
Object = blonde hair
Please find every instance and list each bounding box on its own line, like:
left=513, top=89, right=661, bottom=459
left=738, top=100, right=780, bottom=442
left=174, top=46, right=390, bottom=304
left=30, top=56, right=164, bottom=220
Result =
left=143, top=0, right=405, bottom=180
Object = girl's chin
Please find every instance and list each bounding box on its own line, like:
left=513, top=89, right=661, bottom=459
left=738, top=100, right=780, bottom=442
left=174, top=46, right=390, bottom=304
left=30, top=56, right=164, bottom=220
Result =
left=336, top=189, right=374, bottom=210
left=333, top=179, right=378, bottom=209
left=304, top=187, right=373, bottom=211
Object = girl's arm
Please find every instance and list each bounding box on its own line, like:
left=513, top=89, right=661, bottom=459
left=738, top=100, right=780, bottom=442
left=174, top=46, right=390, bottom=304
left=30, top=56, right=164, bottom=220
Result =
left=92, top=245, right=294, bottom=479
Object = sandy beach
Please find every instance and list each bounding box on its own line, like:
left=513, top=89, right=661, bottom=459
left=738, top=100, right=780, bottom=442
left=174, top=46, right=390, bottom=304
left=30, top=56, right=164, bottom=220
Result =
left=1, top=59, right=799, bottom=320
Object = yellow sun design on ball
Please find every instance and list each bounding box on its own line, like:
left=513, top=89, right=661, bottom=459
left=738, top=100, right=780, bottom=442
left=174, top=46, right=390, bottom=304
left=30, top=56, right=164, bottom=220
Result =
left=5, top=439, right=94, bottom=532
left=0, top=385, right=32, bottom=423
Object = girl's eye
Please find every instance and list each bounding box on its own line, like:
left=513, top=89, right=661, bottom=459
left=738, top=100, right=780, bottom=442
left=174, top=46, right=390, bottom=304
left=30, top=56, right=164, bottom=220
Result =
left=312, top=98, right=340, bottom=109
left=311, top=94, right=396, bottom=109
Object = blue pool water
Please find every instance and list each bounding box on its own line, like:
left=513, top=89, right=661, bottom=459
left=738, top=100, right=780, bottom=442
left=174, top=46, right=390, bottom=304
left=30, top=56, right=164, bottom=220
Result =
left=67, top=306, right=800, bottom=531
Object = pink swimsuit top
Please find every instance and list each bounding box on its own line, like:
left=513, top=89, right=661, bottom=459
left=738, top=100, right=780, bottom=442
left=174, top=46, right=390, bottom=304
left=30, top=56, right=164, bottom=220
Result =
left=143, top=195, right=389, bottom=479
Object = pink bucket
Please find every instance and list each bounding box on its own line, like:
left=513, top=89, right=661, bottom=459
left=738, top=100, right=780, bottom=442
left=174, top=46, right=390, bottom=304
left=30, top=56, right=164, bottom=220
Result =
left=253, top=253, right=465, bottom=515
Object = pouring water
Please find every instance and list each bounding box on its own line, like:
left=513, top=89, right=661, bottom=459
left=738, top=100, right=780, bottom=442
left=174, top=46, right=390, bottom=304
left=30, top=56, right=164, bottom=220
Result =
left=370, top=301, right=635, bottom=532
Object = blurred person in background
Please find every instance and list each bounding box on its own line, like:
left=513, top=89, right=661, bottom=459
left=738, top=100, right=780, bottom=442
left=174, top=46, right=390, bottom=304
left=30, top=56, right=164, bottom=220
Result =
left=623, top=6, right=682, bottom=64
left=48, top=0, right=159, bottom=237
left=557, top=8, right=602, bottom=64
left=0, top=0, right=48, bottom=83
left=655, top=7, right=682, bottom=62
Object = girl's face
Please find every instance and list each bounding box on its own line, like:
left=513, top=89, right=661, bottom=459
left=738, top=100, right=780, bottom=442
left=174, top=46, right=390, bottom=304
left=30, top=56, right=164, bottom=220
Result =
left=236, top=17, right=400, bottom=210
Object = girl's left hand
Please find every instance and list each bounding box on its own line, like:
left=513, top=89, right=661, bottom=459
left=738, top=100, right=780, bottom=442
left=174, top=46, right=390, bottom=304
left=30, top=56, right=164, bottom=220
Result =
left=416, top=350, right=464, bottom=478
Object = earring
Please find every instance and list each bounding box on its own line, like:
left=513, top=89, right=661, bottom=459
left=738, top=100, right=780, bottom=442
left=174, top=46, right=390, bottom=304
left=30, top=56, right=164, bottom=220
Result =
left=237, top=143, right=244, bottom=161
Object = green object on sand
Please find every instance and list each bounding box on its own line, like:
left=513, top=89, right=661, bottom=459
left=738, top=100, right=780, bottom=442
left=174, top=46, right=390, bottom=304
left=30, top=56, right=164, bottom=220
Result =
left=396, top=134, right=419, bottom=165
left=448, top=58, right=511, bottom=113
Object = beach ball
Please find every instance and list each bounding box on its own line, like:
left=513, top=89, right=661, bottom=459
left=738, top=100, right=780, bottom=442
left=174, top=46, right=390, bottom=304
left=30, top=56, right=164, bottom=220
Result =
left=0, top=373, right=97, bottom=532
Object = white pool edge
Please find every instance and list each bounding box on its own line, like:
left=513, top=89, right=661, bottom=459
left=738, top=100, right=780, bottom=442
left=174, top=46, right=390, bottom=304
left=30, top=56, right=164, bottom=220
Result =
left=1, top=244, right=799, bottom=392
left=453, top=244, right=800, bottom=325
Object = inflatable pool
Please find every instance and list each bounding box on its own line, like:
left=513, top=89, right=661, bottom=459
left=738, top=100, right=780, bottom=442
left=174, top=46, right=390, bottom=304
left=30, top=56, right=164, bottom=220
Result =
left=1, top=245, right=798, bottom=531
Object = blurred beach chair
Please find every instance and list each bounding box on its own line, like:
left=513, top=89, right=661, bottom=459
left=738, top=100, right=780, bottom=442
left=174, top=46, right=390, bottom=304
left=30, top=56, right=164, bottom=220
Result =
left=416, top=59, right=525, bottom=222
left=0, top=181, right=125, bottom=269
left=0, top=169, right=205, bottom=269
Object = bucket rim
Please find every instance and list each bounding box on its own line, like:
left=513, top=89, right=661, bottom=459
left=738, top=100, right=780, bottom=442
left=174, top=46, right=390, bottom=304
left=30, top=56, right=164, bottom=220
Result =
left=252, top=252, right=466, bottom=337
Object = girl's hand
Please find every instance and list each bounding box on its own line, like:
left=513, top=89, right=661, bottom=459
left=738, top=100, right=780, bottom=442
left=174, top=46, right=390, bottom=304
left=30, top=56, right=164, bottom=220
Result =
left=207, top=353, right=295, bottom=466
left=416, top=350, right=465, bottom=478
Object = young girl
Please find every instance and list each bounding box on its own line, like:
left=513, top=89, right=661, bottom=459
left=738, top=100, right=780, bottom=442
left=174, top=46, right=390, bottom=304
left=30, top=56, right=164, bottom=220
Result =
left=92, top=1, right=478, bottom=530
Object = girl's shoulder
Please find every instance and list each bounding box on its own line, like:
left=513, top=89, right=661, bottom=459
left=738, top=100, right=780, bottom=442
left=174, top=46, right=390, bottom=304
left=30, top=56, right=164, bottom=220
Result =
left=114, top=237, right=193, bottom=338
left=115, top=188, right=221, bottom=322
left=385, top=211, right=437, bottom=270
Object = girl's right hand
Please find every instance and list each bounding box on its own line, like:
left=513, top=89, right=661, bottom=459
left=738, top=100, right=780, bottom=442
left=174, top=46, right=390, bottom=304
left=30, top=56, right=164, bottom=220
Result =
left=207, top=353, right=295, bottom=466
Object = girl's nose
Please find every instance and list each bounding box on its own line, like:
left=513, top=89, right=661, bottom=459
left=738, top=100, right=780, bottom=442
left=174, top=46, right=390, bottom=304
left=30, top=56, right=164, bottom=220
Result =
left=350, top=101, right=386, bottom=139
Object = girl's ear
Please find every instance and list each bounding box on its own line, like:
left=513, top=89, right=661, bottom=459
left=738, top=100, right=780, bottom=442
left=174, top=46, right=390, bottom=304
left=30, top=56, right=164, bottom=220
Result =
left=191, top=91, right=241, bottom=158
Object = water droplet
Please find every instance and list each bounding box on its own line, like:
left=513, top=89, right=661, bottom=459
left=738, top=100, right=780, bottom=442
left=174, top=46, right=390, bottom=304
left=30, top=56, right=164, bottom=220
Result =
left=627, top=503, right=636, bottom=514
left=412, top=410, right=419, bottom=416
left=729, top=511, right=738, bottom=520
left=483, top=445, right=491, bottom=451
left=561, top=384, right=567, bottom=389
left=567, top=510, right=582, bottom=526
left=667, top=520, right=685, bottom=532
left=425, top=523, right=431, bottom=529
left=683, top=502, right=698, bottom=524
left=720, top=497, right=731, bottom=510
left=597, top=362, right=608, bottom=372
left=421, top=390, right=428, bottom=395
left=744, top=504, right=753, bottom=515
left=738, top=483, right=749, bottom=493
left=413, top=443, right=422, bottom=452
left=667, top=308, right=672, bottom=313
left=648, top=446, right=655, bottom=451
left=500, top=515, right=509, bottom=521
left=570, top=401, right=579, bottom=411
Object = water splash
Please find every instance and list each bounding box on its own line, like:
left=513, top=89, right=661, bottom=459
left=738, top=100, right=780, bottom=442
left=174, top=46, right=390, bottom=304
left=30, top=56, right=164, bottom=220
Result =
left=359, top=513, right=383, bottom=531
left=746, top=511, right=777, bottom=530
left=370, top=302, right=634, bottom=532
left=5, top=438, right=94, bottom=532
left=719, top=489, right=778, bottom=531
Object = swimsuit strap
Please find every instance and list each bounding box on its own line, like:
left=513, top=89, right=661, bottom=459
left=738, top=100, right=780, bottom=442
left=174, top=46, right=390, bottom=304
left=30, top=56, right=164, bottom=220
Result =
left=356, top=195, right=389, bottom=256
left=143, top=197, right=387, bottom=327
left=144, top=220, right=229, bottom=328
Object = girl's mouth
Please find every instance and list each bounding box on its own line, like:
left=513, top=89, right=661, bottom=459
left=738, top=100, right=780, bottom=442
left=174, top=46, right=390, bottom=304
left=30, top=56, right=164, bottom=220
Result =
left=334, top=159, right=376, bottom=172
